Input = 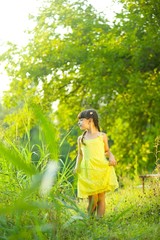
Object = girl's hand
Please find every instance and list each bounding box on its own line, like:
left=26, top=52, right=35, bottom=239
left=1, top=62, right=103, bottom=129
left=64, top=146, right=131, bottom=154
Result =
left=105, top=150, right=117, bottom=166
left=109, top=159, right=117, bottom=166
left=109, top=155, right=117, bottom=166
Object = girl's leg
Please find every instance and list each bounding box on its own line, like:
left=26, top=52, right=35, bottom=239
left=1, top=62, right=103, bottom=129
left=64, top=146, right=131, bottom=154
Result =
left=97, top=192, right=105, bottom=217
left=88, top=194, right=98, bottom=216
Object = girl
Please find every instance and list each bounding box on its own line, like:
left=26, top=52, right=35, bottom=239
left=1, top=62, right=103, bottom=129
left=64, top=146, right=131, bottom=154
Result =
left=74, top=109, right=119, bottom=218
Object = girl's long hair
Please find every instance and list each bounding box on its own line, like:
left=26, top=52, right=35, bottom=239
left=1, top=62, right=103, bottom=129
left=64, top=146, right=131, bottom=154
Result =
left=78, top=109, right=100, bottom=145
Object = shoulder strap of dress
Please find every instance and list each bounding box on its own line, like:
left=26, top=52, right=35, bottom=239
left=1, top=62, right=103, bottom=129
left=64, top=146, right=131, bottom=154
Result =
left=97, top=132, right=105, bottom=137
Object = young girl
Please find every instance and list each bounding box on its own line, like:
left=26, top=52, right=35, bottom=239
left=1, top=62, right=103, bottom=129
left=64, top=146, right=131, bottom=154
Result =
left=74, top=109, right=119, bottom=218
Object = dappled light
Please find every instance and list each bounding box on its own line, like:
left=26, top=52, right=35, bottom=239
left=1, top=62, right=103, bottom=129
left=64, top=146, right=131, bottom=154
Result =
left=0, top=0, right=160, bottom=239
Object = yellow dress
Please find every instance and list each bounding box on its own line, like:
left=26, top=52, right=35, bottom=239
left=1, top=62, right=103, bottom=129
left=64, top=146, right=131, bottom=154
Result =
left=77, top=135, right=119, bottom=198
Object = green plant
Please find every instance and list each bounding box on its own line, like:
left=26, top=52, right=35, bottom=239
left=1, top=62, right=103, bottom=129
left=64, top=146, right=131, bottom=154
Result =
left=0, top=105, right=159, bottom=239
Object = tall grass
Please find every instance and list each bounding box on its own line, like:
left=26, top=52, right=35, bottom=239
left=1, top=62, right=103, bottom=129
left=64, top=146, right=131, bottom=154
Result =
left=0, top=106, right=159, bottom=239
left=0, top=105, right=87, bottom=239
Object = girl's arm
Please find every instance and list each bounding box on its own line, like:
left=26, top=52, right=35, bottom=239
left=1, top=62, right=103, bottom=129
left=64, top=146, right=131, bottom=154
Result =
left=74, top=136, right=83, bottom=173
left=103, top=133, right=117, bottom=166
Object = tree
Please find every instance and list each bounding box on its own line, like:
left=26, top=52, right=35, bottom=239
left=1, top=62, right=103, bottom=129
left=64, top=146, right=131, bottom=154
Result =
left=106, top=0, right=160, bottom=176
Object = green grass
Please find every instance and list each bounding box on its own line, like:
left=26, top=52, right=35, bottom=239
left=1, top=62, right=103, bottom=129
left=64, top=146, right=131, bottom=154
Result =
left=0, top=171, right=159, bottom=239
left=60, top=185, right=160, bottom=240
left=0, top=105, right=159, bottom=239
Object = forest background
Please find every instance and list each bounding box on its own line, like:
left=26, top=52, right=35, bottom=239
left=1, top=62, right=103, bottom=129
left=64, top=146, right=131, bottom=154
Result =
left=1, top=0, right=160, bottom=177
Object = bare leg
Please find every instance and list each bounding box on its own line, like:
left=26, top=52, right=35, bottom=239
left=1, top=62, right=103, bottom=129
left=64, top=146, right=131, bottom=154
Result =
left=88, top=194, right=98, bottom=216
left=97, top=192, right=105, bottom=217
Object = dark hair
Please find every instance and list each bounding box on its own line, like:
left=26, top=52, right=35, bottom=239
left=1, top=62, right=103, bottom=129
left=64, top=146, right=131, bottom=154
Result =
left=78, top=109, right=100, bottom=144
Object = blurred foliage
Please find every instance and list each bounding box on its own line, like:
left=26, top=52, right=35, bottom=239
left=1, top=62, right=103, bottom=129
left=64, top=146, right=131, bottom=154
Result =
left=0, top=0, right=160, bottom=177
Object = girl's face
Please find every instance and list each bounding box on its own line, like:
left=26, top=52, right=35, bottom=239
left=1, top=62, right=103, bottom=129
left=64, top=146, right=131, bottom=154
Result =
left=78, top=118, right=90, bottom=130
